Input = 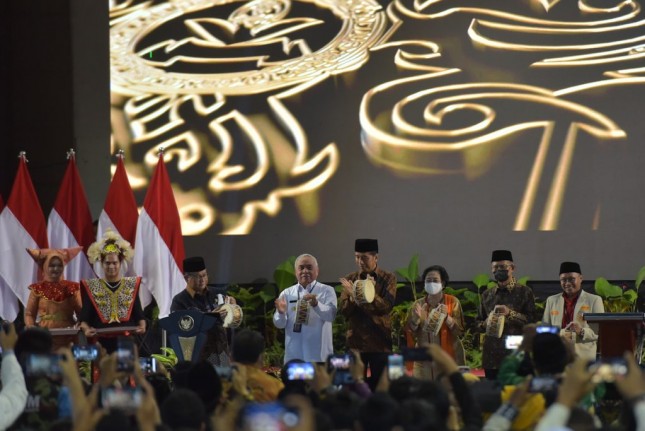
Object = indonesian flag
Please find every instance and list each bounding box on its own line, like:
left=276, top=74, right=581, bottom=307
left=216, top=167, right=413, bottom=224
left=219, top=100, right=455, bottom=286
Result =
left=47, top=150, right=95, bottom=282
left=133, top=150, right=186, bottom=318
left=0, top=194, right=11, bottom=321
left=0, top=153, right=48, bottom=320
left=97, top=152, right=138, bottom=276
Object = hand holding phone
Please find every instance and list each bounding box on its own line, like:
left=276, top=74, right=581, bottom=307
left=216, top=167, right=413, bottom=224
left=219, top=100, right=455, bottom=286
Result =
left=101, top=386, right=143, bottom=412
left=139, top=357, right=158, bottom=375
left=72, top=345, right=99, bottom=361
left=387, top=354, right=404, bottom=380
left=401, top=347, right=432, bottom=362
left=242, top=402, right=299, bottom=431
left=25, top=353, right=63, bottom=377
left=505, top=335, right=524, bottom=350
left=529, top=375, right=558, bottom=392
left=327, top=353, right=354, bottom=386
left=535, top=325, right=559, bottom=335
left=589, top=358, right=628, bottom=383
left=116, top=337, right=135, bottom=372
left=286, top=362, right=315, bottom=381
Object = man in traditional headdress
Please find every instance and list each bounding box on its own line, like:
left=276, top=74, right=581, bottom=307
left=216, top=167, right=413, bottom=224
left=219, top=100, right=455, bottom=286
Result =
left=339, top=238, right=397, bottom=390
left=79, top=231, right=145, bottom=352
left=171, top=256, right=238, bottom=366
left=477, top=250, right=536, bottom=380
left=542, top=261, right=604, bottom=360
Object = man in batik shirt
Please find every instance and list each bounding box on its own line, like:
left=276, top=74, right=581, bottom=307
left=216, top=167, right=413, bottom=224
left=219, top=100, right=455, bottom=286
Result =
left=477, top=249, right=535, bottom=380
left=339, top=238, right=397, bottom=390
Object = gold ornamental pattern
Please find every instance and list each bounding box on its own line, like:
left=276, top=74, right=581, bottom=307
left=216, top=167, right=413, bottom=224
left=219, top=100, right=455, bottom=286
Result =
left=83, top=277, right=139, bottom=324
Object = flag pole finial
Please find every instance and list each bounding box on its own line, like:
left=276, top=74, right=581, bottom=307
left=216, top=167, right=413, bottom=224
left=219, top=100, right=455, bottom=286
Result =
left=18, top=151, right=28, bottom=162
left=66, top=148, right=76, bottom=160
left=116, top=149, right=125, bottom=160
left=157, top=146, right=165, bottom=157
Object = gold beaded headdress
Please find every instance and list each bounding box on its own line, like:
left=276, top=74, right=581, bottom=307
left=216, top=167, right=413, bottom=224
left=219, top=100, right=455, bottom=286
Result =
left=87, top=229, right=134, bottom=264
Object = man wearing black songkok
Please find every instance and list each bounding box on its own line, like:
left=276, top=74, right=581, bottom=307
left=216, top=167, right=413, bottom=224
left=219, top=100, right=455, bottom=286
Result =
left=542, top=261, right=604, bottom=360
left=171, top=256, right=238, bottom=366
left=477, top=250, right=536, bottom=380
left=339, top=239, right=397, bottom=390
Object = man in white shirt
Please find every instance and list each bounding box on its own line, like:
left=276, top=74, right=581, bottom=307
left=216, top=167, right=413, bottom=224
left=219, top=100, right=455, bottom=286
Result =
left=0, top=323, right=28, bottom=431
left=273, top=254, right=337, bottom=363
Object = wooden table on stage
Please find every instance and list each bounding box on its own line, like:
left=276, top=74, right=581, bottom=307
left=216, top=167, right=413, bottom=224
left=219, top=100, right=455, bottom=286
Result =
left=48, top=328, right=81, bottom=336
left=93, top=326, right=140, bottom=335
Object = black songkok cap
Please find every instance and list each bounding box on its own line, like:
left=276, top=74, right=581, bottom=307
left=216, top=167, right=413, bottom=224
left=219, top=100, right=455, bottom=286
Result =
left=355, top=239, right=378, bottom=253
left=560, top=261, right=581, bottom=275
left=183, top=256, right=206, bottom=273
left=491, top=250, right=513, bottom=262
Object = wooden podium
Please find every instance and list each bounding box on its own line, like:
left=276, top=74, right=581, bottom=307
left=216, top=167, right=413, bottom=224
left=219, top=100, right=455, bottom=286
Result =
left=583, top=313, right=645, bottom=360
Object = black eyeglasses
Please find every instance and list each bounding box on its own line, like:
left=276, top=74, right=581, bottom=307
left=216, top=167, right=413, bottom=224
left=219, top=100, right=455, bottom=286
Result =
left=560, top=277, right=577, bottom=284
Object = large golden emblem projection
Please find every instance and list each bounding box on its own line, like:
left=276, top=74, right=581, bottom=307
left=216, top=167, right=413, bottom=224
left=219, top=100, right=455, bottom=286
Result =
left=110, top=0, right=388, bottom=234
left=111, top=0, right=645, bottom=279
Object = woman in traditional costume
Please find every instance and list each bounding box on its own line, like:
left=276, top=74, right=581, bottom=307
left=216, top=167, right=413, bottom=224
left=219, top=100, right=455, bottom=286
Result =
left=24, top=247, right=84, bottom=350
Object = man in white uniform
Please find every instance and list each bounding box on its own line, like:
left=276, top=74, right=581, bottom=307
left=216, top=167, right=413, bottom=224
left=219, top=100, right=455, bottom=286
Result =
left=273, top=254, right=337, bottom=363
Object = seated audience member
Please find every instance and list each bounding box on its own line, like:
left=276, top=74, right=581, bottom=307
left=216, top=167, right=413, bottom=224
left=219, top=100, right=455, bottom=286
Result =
left=542, top=262, right=604, bottom=361
left=0, top=323, right=28, bottom=431
left=231, top=329, right=284, bottom=402
left=10, top=328, right=64, bottom=430
left=498, top=325, right=572, bottom=386
left=318, top=391, right=361, bottom=431
left=535, top=353, right=645, bottom=431
left=160, top=389, right=207, bottom=431
left=356, top=392, right=402, bottom=431
left=185, top=361, right=223, bottom=414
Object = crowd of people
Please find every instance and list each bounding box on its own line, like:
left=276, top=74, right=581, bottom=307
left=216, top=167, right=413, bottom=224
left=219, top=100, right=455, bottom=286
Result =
left=2, top=233, right=645, bottom=431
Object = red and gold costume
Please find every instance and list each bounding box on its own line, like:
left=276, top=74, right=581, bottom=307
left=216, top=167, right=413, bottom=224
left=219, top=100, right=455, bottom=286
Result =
left=24, top=247, right=83, bottom=350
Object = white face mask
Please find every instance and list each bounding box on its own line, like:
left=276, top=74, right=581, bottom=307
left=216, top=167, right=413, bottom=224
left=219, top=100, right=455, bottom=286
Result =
left=424, top=282, right=443, bottom=295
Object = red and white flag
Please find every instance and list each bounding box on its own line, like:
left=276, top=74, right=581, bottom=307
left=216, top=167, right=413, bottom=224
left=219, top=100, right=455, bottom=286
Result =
left=97, top=151, right=138, bottom=276
left=47, top=150, right=95, bottom=282
left=0, top=194, right=12, bottom=321
left=0, top=153, right=48, bottom=320
left=133, top=150, right=186, bottom=317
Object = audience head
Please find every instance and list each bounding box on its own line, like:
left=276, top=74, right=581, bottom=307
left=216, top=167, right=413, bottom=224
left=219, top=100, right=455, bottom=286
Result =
left=186, top=361, right=222, bottom=412
left=14, top=327, right=53, bottom=363
left=356, top=392, right=401, bottom=431
left=318, top=391, right=361, bottom=430
left=232, top=329, right=265, bottom=365
left=532, top=333, right=568, bottom=375
left=160, top=388, right=207, bottom=431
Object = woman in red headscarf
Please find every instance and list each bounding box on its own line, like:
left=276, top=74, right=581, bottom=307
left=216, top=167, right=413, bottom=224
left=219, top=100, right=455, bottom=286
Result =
left=24, top=247, right=83, bottom=349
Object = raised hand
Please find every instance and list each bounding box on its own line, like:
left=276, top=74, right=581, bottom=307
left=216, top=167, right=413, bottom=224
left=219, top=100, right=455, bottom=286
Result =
left=275, top=296, right=287, bottom=314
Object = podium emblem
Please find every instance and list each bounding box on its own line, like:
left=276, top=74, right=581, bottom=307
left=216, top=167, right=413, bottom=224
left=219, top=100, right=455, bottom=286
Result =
left=179, top=315, right=195, bottom=331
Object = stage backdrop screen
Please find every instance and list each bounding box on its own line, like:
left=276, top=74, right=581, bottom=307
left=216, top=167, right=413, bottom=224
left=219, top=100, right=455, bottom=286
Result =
left=109, top=0, right=645, bottom=283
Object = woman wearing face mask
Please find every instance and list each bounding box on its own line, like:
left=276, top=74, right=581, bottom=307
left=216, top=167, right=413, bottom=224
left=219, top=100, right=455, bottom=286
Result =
left=407, top=265, right=465, bottom=379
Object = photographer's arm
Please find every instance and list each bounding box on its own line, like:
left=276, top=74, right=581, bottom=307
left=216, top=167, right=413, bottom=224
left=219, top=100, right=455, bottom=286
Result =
left=0, top=323, right=28, bottom=430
